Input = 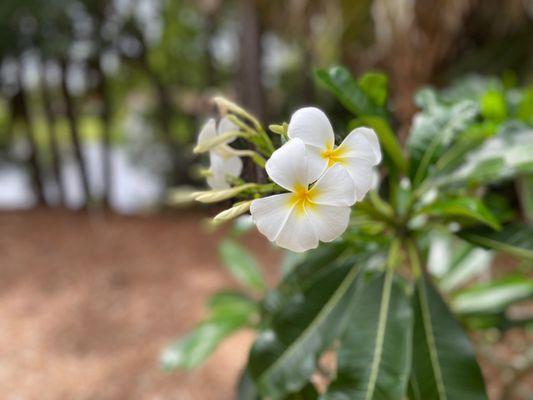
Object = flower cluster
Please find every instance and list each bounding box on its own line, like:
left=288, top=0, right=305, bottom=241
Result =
left=190, top=99, right=381, bottom=253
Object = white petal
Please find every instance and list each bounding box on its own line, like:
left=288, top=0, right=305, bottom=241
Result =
left=310, top=164, right=356, bottom=206
left=306, top=205, right=351, bottom=242
left=344, top=159, right=374, bottom=201
left=338, top=127, right=382, bottom=165
left=217, top=116, right=240, bottom=144
left=275, top=209, right=319, bottom=253
left=207, top=152, right=243, bottom=189
left=287, top=107, right=335, bottom=149
left=305, top=145, right=329, bottom=182
left=206, top=174, right=229, bottom=190
left=197, top=119, right=217, bottom=146
left=265, top=138, right=310, bottom=191
left=250, top=194, right=294, bottom=241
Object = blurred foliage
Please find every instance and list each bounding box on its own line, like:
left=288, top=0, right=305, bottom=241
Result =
left=0, top=0, right=532, bottom=210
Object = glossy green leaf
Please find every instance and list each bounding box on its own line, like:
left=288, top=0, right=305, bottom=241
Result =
left=517, top=175, right=533, bottom=223
left=436, top=126, right=533, bottom=187
left=517, top=86, right=533, bottom=123
left=237, top=368, right=260, bottom=400
left=287, top=383, right=319, bottom=400
left=409, top=275, right=488, bottom=400
left=219, top=239, right=266, bottom=292
left=263, top=243, right=349, bottom=317
left=161, top=316, right=248, bottom=371
left=350, top=116, right=407, bottom=173
left=407, top=96, right=478, bottom=186
left=452, top=275, right=533, bottom=314
left=162, top=291, right=258, bottom=371
left=480, top=89, right=507, bottom=122
left=434, top=121, right=497, bottom=174
left=421, top=197, right=500, bottom=230
left=315, top=66, right=386, bottom=117
left=457, top=223, right=533, bottom=260
left=324, top=271, right=413, bottom=400
left=208, top=291, right=258, bottom=318
left=357, top=72, right=388, bottom=107
left=428, top=233, right=493, bottom=292
left=249, top=260, right=362, bottom=398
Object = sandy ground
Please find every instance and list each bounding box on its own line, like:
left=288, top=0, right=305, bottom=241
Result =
left=0, top=209, right=280, bottom=400
left=0, top=209, right=530, bottom=400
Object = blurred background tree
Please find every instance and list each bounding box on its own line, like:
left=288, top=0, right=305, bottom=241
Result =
left=0, top=0, right=531, bottom=211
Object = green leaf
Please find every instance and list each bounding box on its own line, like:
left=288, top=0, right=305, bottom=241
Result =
left=457, top=223, right=533, bottom=260
left=162, top=291, right=258, bottom=372
left=428, top=233, right=493, bottom=292
left=407, top=98, right=478, bottom=186
left=350, top=116, right=407, bottom=173
left=357, top=72, right=388, bottom=107
left=421, top=197, right=500, bottom=230
left=517, top=86, right=533, bottom=123
left=315, top=66, right=386, bottom=117
left=452, top=275, right=533, bottom=314
left=409, top=275, right=488, bottom=400
left=161, top=316, right=246, bottom=371
left=517, top=175, right=533, bottom=223
left=480, top=89, right=507, bottom=122
left=287, top=383, right=319, bottom=400
left=263, top=243, right=349, bottom=316
left=437, top=126, right=533, bottom=187
left=249, top=260, right=362, bottom=398
left=237, top=368, right=260, bottom=400
left=208, top=291, right=258, bottom=319
left=219, top=239, right=266, bottom=292
left=324, top=271, right=413, bottom=400
left=434, top=121, right=498, bottom=174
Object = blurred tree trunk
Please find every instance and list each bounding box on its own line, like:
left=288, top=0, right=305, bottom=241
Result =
left=40, top=62, right=65, bottom=206
left=204, top=11, right=218, bottom=87
left=16, top=64, right=46, bottom=205
left=237, top=0, right=264, bottom=121
left=60, top=59, right=91, bottom=207
left=94, top=62, right=113, bottom=208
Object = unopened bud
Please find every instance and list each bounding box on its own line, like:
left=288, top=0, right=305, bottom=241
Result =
left=166, top=187, right=198, bottom=206
left=213, top=201, right=253, bottom=224
left=193, top=183, right=256, bottom=203
left=193, top=130, right=243, bottom=154
left=213, top=96, right=262, bottom=131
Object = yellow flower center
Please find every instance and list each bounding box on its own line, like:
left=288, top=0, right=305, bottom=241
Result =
left=289, top=185, right=317, bottom=215
left=321, top=145, right=347, bottom=167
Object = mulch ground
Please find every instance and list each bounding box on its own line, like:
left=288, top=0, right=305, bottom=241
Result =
left=0, top=209, right=530, bottom=399
left=0, top=209, right=280, bottom=400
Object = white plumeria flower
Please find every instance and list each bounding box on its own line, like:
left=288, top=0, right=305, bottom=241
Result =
left=287, top=107, right=382, bottom=201
left=197, top=117, right=243, bottom=189
left=250, top=138, right=356, bottom=253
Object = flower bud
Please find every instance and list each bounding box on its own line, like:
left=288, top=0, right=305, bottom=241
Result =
left=213, top=96, right=262, bottom=131
left=193, top=130, right=243, bottom=153
left=213, top=201, right=253, bottom=224
left=193, top=183, right=256, bottom=203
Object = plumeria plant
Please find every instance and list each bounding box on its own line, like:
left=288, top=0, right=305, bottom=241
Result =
left=163, top=67, right=533, bottom=399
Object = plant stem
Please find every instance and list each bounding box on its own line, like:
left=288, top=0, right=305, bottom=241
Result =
left=387, top=239, right=401, bottom=271
left=406, top=239, right=422, bottom=278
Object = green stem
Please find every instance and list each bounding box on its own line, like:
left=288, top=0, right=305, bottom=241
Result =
left=387, top=239, right=401, bottom=271
left=406, top=239, right=422, bottom=278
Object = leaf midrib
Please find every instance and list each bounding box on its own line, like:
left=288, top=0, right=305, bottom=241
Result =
left=364, top=270, right=393, bottom=400
left=462, top=232, right=533, bottom=260
left=418, top=280, right=447, bottom=400
left=259, top=265, right=360, bottom=387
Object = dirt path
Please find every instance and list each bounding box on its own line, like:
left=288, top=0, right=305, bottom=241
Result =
left=0, top=209, right=280, bottom=400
